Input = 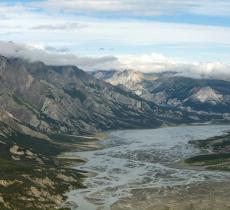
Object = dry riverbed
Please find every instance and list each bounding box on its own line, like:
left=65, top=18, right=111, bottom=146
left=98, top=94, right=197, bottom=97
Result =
left=66, top=125, right=230, bottom=210
left=111, top=181, right=230, bottom=210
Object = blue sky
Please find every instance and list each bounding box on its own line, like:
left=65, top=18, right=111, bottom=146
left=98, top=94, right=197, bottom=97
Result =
left=0, top=0, right=230, bottom=71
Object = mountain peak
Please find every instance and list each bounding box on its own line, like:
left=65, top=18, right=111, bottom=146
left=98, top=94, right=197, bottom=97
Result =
left=191, top=87, right=223, bottom=104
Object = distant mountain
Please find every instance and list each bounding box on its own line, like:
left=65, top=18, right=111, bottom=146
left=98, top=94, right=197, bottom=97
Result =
left=91, top=69, right=230, bottom=119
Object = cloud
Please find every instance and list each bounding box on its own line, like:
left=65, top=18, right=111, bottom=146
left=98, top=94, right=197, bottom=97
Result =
left=1, top=1, right=230, bottom=63
left=175, top=62, right=230, bottom=80
left=0, top=41, right=229, bottom=80
left=1, top=9, right=230, bottom=46
left=117, top=53, right=178, bottom=72
left=0, top=1, right=229, bottom=79
left=0, top=41, right=120, bottom=70
left=116, top=53, right=230, bottom=80
left=31, top=22, right=87, bottom=30
left=34, top=0, right=230, bottom=17
left=44, top=46, right=70, bottom=53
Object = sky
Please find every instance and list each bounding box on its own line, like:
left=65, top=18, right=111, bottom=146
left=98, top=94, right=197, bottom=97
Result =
left=0, top=0, right=230, bottom=74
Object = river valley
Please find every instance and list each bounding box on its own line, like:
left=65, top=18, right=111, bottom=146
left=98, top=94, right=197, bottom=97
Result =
left=66, top=124, right=230, bottom=210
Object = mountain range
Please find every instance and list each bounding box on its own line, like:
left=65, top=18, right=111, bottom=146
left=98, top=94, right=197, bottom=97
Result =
left=0, top=56, right=163, bottom=135
left=0, top=56, right=230, bottom=210
left=91, top=69, right=230, bottom=120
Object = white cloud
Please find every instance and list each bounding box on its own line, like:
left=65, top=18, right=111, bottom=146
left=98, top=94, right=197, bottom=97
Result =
left=117, top=53, right=179, bottom=72
left=0, top=41, right=120, bottom=70
left=117, top=53, right=230, bottom=80
left=0, top=41, right=229, bottom=80
left=0, top=1, right=230, bottom=79
left=1, top=1, right=230, bottom=63
left=176, top=62, right=230, bottom=80
left=31, top=22, right=87, bottom=30
left=33, top=0, right=230, bottom=17
left=1, top=12, right=230, bottom=49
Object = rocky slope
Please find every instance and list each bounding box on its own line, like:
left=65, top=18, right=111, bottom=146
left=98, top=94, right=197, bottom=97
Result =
left=92, top=70, right=230, bottom=119
left=0, top=110, right=85, bottom=210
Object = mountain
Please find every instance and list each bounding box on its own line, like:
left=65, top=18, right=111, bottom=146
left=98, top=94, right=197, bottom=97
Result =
left=0, top=110, right=84, bottom=210
left=144, top=77, right=230, bottom=114
left=90, top=69, right=177, bottom=98
left=0, top=56, right=194, bottom=136
left=0, top=57, right=229, bottom=210
left=0, top=56, right=194, bottom=209
left=91, top=69, right=230, bottom=119
left=1, top=56, right=156, bottom=135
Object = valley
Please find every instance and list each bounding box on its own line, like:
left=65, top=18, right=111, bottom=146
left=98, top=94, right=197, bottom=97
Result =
left=0, top=57, right=230, bottom=210
left=1, top=1, right=230, bottom=210
left=66, top=124, right=230, bottom=210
